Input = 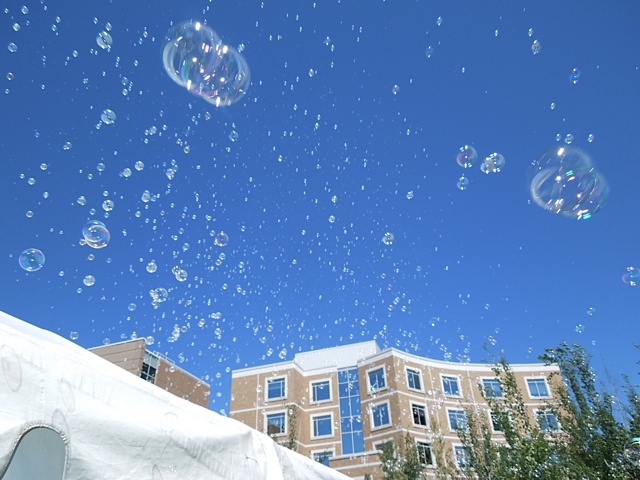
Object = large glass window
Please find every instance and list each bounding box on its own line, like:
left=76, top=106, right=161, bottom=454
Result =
left=417, top=442, right=434, bottom=466
left=442, top=375, right=460, bottom=396
left=368, top=367, right=386, bottom=392
left=312, top=414, right=333, bottom=438
left=267, top=377, right=286, bottom=400
left=406, top=367, right=422, bottom=391
left=454, top=445, right=468, bottom=468
left=448, top=409, right=466, bottom=430
left=527, top=378, right=550, bottom=398
left=490, top=412, right=504, bottom=432
left=313, top=451, right=333, bottom=467
left=371, top=402, right=391, bottom=428
left=141, top=351, right=158, bottom=384
left=266, top=412, right=286, bottom=436
left=482, top=378, right=503, bottom=397
left=339, top=368, right=364, bottom=454
left=412, top=403, right=427, bottom=427
left=312, top=379, right=331, bottom=402
left=537, top=410, right=560, bottom=431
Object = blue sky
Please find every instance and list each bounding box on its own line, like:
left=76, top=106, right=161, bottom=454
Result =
left=2, top=0, right=640, bottom=412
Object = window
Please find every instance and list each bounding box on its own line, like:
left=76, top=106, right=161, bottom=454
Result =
left=442, top=375, right=461, bottom=396
left=482, top=378, right=503, bottom=397
left=141, top=351, right=158, bottom=384
left=312, top=413, right=333, bottom=438
left=490, top=412, right=504, bottom=432
left=411, top=403, right=427, bottom=427
left=406, top=367, right=422, bottom=391
left=367, top=367, right=386, bottom=392
left=448, top=409, right=466, bottom=430
left=311, top=379, right=331, bottom=402
left=266, top=412, right=286, bottom=436
left=371, top=401, right=391, bottom=429
left=417, top=442, right=434, bottom=466
left=537, top=410, right=560, bottom=431
left=527, top=378, right=550, bottom=398
left=313, top=450, right=333, bottom=467
left=454, top=445, right=469, bottom=468
left=339, top=368, right=364, bottom=455
left=267, top=377, right=286, bottom=400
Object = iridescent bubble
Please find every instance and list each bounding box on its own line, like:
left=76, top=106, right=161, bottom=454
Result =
left=569, top=68, right=581, bottom=84
left=624, top=437, right=640, bottom=466
left=162, top=21, right=250, bottom=107
left=19, top=248, right=45, bottom=272
left=527, top=146, right=609, bottom=220
left=82, top=220, right=110, bottom=249
left=381, top=232, right=395, bottom=245
left=531, top=40, right=541, bottom=55
left=96, top=31, right=112, bottom=50
left=215, top=231, right=229, bottom=247
left=480, top=153, right=505, bottom=174
left=101, top=109, right=116, bottom=124
left=456, top=176, right=470, bottom=191
left=150, top=287, right=168, bottom=303
left=456, top=145, right=477, bottom=168
left=102, top=199, right=114, bottom=212
left=83, top=275, right=95, bottom=286
left=146, top=261, right=158, bottom=273
left=622, top=267, right=640, bottom=287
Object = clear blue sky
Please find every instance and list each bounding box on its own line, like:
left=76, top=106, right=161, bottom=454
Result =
left=2, top=1, right=640, bottom=413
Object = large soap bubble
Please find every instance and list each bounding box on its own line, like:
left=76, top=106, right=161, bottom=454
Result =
left=19, top=248, right=45, bottom=272
left=163, top=21, right=250, bottom=107
left=527, top=146, right=609, bottom=220
left=82, top=220, right=110, bottom=249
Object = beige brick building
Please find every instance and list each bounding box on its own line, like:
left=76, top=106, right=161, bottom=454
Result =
left=90, top=338, right=211, bottom=408
left=230, top=340, right=560, bottom=479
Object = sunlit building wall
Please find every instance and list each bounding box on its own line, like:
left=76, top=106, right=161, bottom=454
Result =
left=230, top=340, right=560, bottom=479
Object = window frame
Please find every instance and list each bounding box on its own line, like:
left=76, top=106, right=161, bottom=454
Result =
left=481, top=378, right=503, bottom=398
left=416, top=441, right=435, bottom=467
left=311, top=448, right=335, bottom=467
left=366, top=366, right=388, bottom=394
left=405, top=366, right=424, bottom=392
left=411, top=402, right=428, bottom=427
left=489, top=411, right=504, bottom=433
left=310, top=378, right=332, bottom=404
left=370, top=400, right=392, bottom=430
left=265, top=376, right=287, bottom=401
left=265, top=410, right=288, bottom=437
left=447, top=408, right=467, bottom=431
left=535, top=409, right=561, bottom=432
left=526, top=377, right=551, bottom=399
left=453, top=444, right=469, bottom=469
left=441, top=374, right=462, bottom=397
left=310, top=412, right=334, bottom=439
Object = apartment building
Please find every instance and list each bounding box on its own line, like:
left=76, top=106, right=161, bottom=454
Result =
left=90, top=338, right=211, bottom=408
left=230, top=340, right=560, bottom=479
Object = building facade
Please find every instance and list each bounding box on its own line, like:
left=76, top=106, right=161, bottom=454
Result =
left=90, top=338, right=211, bottom=408
left=230, top=340, right=560, bottom=479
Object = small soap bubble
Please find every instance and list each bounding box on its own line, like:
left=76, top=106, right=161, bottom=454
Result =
left=19, top=248, right=45, bottom=272
left=101, top=109, right=116, bottom=124
left=146, top=261, right=158, bottom=273
left=622, top=266, right=640, bottom=287
left=6, top=72, right=14, bottom=81
left=96, top=163, right=106, bottom=172
left=328, top=215, right=335, bottom=223
left=531, top=40, right=541, bottom=55
left=215, top=231, right=229, bottom=247
left=425, top=46, right=434, bottom=58
left=436, top=16, right=443, bottom=26
left=149, top=287, right=168, bottom=303
left=70, top=331, right=79, bottom=340
left=586, top=307, right=595, bottom=316
left=564, top=134, right=574, bottom=145
left=624, top=438, right=640, bottom=466
left=587, top=134, right=595, bottom=143
left=163, top=21, right=250, bottom=107
left=456, top=176, right=470, bottom=191
left=134, top=161, right=144, bottom=171
left=83, top=275, right=96, bottom=286
left=392, top=85, right=400, bottom=95
left=102, top=199, right=114, bottom=211
left=21, top=6, right=29, bottom=14
left=308, top=69, right=316, bottom=77
left=12, top=23, right=20, bottom=32
left=229, top=130, right=239, bottom=142
left=575, top=324, right=585, bottom=333
left=8, top=43, right=18, bottom=53
left=550, top=102, right=556, bottom=110
left=569, top=68, right=581, bottom=84
left=381, top=232, right=395, bottom=245
left=456, top=145, right=477, bottom=168
left=82, top=220, right=110, bottom=249
left=406, top=191, right=414, bottom=200
left=480, top=153, right=505, bottom=174
left=63, top=142, right=72, bottom=151
left=528, top=28, right=533, bottom=37
left=96, top=31, right=112, bottom=50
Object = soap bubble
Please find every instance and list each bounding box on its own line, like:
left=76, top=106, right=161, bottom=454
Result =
left=82, top=220, right=110, bottom=249
left=569, top=68, right=581, bottom=84
left=531, top=40, right=541, bottom=55
left=101, top=109, right=116, bottom=124
left=527, top=146, right=608, bottom=220
left=83, top=275, right=96, bottom=287
left=457, top=176, right=470, bottom=191
left=163, top=21, right=250, bottom=107
left=624, top=438, right=640, bottom=466
left=96, top=31, right=112, bottom=50
left=215, top=231, right=229, bottom=247
left=150, top=287, right=168, bottom=303
left=146, top=261, right=158, bottom=273
left=622, top=267, right=640, bottom=287
left=480, top=153, right=505, bottom=174
left=382, top=232, right=395, bottom=245
left=456, top=145, right=477, bottom=168
left=19, top=248, right=45, bottom=272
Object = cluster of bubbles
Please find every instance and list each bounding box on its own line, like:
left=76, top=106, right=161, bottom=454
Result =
left=455, top=145, right=506, bottom=190
left=172, top=266, right=188, bottom=282
left=19, top=248, right=45, bottom=272
left=162, top=21, right=250, bottom=107
left=527, top=146, right=609, bottom=220
left=82, top=220, right=111, bottom=248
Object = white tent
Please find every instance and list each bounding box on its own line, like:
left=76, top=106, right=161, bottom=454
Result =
left=0, top=311, right=351, bottom=479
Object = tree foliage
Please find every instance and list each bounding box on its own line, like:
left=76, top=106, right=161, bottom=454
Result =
left=379, top=432, right=424, bottom=480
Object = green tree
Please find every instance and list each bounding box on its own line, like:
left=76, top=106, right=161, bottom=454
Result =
left=379, top=432, right=424, bottom=480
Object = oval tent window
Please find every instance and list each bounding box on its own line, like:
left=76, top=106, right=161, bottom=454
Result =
left=1, top=427, right=67, bottom=480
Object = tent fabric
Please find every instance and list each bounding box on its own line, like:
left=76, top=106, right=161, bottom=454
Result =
left=0, top=311, right=351, bottom=480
